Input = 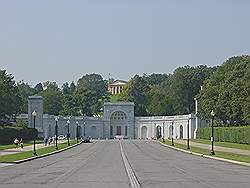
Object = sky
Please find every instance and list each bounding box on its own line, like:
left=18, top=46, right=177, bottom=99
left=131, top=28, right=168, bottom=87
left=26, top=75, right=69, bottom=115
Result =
left=0, top=0, right=250, bottom=86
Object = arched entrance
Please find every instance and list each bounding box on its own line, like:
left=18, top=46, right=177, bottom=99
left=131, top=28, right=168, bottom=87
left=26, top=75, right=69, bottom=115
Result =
left=141, top=126, right=147, bottom=139
left=90, top=126, right=97, bottom=139
left=156, top=126, right=162, bottom=139
left=110, top=111, right=127, bottom=138
left=179, top=125, right=183, bottom=139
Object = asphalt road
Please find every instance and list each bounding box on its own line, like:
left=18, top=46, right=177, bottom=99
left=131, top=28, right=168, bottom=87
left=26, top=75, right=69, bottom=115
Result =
left=0, top=140, right=249, bottom=188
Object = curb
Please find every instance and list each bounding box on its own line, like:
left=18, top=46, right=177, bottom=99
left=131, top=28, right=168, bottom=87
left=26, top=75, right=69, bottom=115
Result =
left=158, top=141, right=250, bottom=167
left=12, top=141, right=83, bottom=164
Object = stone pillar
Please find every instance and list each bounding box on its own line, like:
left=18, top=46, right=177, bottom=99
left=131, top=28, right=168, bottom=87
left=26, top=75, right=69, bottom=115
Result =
left=28, top=96, right=43, bottom=137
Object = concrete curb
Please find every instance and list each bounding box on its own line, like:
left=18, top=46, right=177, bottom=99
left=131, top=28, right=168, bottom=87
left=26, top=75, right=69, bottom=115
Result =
left=13, top=141, right=83, bottom=164
left=158, top=141, right=250, bottom=167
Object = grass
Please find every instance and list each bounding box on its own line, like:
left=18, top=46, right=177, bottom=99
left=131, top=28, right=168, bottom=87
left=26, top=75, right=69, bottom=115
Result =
left=191, top=139, right=250, bottom=150
left=0, top=140, right=78, bottom=163
left=0, top=140, right=44, bottom=151
left=161, top=139, right=250, bottom=164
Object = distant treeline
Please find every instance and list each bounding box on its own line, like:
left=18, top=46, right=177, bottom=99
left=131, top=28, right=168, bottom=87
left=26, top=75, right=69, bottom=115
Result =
left=0, top=55, right=249, bottom=126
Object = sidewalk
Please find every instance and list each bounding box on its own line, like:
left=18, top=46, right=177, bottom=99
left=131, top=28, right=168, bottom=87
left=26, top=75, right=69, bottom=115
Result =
left=174, top=140, right=250, bottom=156
left=0, top=140, right=67, bottom=156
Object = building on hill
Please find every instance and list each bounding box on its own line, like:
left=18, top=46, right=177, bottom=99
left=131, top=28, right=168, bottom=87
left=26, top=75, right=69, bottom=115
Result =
left=108, top=80, right=128, bottom=95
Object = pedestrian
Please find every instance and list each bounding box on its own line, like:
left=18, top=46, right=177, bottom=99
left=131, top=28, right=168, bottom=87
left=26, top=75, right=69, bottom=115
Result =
left=14, top=138, right=19, bottom=148
left=19, top=139, right=24, bottom=149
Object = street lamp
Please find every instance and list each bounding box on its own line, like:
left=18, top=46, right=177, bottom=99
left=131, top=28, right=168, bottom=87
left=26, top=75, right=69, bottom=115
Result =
left=171, top=121, right=174, bottom=146
left=76, top=121, right=79, bottom=143
left=187, top=118, right=190, bottom=149
left=55, top=117, right=58, bottom=150
left=32, top=110, right=37, bottom=156
left=67, top=119, right=70, bottom=146
left=162, top=122, right=165, bottom=142
left=211, top=110, right=215, bottom=155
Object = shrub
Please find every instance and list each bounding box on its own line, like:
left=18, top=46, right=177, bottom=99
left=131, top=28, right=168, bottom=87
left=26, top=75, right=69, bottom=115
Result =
left=0, top=126, right=38, bottom=144
left=197, top=126, right=250, bottom=144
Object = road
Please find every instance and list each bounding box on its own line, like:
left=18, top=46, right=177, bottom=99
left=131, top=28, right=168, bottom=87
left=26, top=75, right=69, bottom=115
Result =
left=0, top=140, right=249, bottom=188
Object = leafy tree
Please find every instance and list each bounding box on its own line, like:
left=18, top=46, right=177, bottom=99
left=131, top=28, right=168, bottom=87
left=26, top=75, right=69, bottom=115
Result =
left=120, top=75, right=150, bottom=116
left=62, top=82, right=71, bottom=95
left=16, top=81, right=36, bottom=113
left=0, top=70, right=20, bottom=124
left=198, top=55, right=250, bottom=125
left=40, top=81, right=63, bottom=115
left=69, top=81, right=76, bottom=94
left=76, top=73, right=108, bottom=115
left=34, top=83, right=43, bottom=93
left=147, top=86, right=174, bottom=116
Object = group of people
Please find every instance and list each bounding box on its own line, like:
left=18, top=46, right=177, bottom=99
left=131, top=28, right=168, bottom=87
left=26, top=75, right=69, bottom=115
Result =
left=44, top=137, right=55, bottom=146
left=13, top=138, right=24, bottom=149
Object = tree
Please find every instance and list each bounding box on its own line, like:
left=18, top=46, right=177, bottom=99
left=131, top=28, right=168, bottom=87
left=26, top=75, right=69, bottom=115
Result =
left=163, top=65, right=215, bottom=115
left=62, top=82, right=70, bottom=95
left=34, top=83, right=43, bottom=93
left=16, top=81, right=36, bottom=113
left=76, top=74, right=108, bottom=115
left=120, top=75, right=150, bottom=116
left=0, top=70, right=20, bottom=124
left=198, top=55, right=250, bottom=125
left=40, top=81, right=63, bottom=115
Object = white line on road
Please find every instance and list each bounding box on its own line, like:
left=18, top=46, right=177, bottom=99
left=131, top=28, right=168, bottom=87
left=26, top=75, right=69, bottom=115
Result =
left=120, top=141, right=141, bottom=188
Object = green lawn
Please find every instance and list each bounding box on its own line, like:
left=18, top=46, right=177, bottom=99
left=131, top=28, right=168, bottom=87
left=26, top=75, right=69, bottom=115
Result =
left=0, top=140, right=44, bottom=151
left=191, top=139, right=250, bottom=150
left=0, top=140, right=78, bottom=163
left=161, top=139, right=250, bottom=163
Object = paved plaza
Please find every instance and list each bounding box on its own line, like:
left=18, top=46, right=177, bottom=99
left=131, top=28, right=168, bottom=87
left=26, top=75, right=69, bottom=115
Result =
left=0, top=140, right=249, bottom=188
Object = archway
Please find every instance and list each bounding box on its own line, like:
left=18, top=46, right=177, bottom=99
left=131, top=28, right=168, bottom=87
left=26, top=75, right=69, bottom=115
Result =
left=141, top=126, right=147, bottom=139
left=156, top=126, right=162, bottom=139
left=110, top=111, right=127, bottom=138
left=179, top=125, right=183, bottom=139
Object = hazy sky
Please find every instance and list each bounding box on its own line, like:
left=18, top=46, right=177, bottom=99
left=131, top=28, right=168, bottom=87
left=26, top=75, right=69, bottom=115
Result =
left=1, top=0, right=250, bottom=86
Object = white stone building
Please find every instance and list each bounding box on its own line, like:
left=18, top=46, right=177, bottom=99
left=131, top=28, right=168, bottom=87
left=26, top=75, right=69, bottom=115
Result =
left=108, top=80, right=127, bottom=95
left=26, top=97, right=205, bottom=140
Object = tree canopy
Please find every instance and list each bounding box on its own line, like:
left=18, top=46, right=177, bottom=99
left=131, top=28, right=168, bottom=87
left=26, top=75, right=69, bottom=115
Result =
left=0, top=55, right=249, bottom=127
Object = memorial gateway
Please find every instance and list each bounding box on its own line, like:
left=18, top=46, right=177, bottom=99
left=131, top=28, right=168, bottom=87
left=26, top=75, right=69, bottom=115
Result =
left=25, top=96, right=207, bottom=140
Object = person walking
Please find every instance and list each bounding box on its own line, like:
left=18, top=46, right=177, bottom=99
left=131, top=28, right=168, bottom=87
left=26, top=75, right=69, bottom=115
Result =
left=14, top=138, right=19, bottom=149
left=19, top=139, right=24, bottom=149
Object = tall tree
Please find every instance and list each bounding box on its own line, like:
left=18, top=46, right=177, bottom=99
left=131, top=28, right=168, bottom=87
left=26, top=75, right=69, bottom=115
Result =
left=16, top=81, right=36, bottom=113
left=0, top=70, right=20, bottom=124
left=34, top=83, right=43, bottom=93
left=198, top=55, right=250, bottom=125
left=76, top=74, right=108, bottom=115
left=40, top=81, right=63, bottom=115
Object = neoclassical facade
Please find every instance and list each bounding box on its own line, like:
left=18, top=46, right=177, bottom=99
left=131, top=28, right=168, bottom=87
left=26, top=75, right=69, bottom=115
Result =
left=27, top=97, right=205, bottom=140
left=108, top=80, right=127, bottom=95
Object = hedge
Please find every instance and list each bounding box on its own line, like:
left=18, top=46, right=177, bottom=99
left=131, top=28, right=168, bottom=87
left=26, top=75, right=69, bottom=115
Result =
left=0, top=126, right=38, bottom=144
left=197, top=126, right=250, bottom=144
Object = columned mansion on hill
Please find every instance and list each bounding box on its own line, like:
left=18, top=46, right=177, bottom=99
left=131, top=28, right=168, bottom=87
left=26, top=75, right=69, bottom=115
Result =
left=108, top=80, right=128, bottom=95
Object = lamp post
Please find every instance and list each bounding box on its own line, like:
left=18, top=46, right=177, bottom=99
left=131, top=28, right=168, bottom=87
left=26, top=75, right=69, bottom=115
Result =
left=162, top=122, right=165, bottom=142
left=211, top=110, right=215, bottom=155
left=171, top=121, right=174, bottom=146
left=55, top=117, right=58, bottom=150
left=187, top=118, right=190, bottom=149
left=32, top=110, right=37, bottom=156
left=76, top=121, right=79, bottom=143
left=67, top=119, right=70, bottom=146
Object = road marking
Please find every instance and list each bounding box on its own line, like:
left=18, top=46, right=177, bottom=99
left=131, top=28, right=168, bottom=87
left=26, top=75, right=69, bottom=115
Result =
left=120, top=141, right=141, bottom=188
left=0, top=163, right=14, bottom=168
